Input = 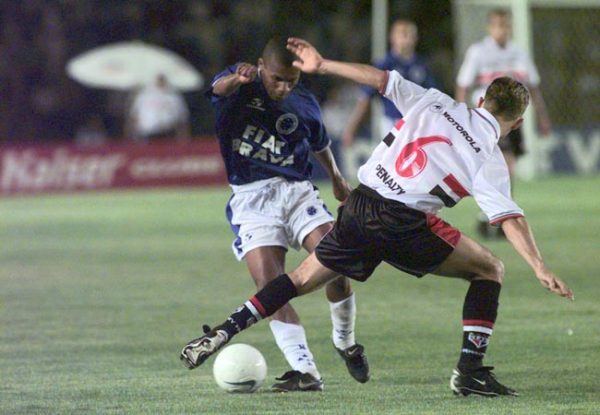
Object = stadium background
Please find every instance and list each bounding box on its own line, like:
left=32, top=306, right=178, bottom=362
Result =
left=2, top=1, right=600, bottom=414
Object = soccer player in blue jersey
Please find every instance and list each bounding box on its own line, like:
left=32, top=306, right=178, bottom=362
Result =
left=342, top=19, right=436, bottom=147
left=185, top=37, right=369, bottom=391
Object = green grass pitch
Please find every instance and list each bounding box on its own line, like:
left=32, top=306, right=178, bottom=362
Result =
left=2, top=176, right=599, bottom=414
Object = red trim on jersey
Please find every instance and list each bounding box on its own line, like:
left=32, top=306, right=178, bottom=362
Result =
left=463, top=319, right=495, bottom=329
left=426, top=213, right=461, bottom=247
left=249, top=296, right=267, bottom=317
left=395, top=119, right=405, bottom=130
left=489, top=213, right=524, bottom=225
left=378, top=70, right=390, bottom=95
left=443, top=174, right=470, bottom=198
left=471, top=109, right=498, bottom=140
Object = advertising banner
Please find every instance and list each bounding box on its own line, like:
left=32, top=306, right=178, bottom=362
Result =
left=0, top=140, right=227, bottom=196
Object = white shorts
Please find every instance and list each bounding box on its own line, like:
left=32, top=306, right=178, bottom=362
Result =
left=226, top=177, right=334, bottom=260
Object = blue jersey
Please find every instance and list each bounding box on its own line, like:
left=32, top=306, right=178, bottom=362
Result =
left=361, top=51, right=436, bottom=120
left=207, top=64, right=330, bottom=185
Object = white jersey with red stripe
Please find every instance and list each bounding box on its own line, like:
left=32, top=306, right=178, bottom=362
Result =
left=456, top=36, right=541, bottom=106
left=357, top=70, right=524, bottom=225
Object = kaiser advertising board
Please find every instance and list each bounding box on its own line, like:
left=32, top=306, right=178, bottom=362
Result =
left=0, top=140, right=226, bottom=196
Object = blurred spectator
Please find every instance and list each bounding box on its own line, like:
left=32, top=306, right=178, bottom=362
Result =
left=455, top=8, right=551, bottom=238
left=75, top=113, right=108, bottom=146
left=321, top=81, right=363, bottom=142
left=341, top=19, right=437, bottom=148
left=124, top=74, right=190, bottom=143
left=0, top=0, right=452, bottom=143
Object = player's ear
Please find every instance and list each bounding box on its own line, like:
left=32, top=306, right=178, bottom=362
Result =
left=477, top=97, right=485, bottom=107
left=258, top=58, right=264, bottom=70
left=511, top=117, right=524, bottom=131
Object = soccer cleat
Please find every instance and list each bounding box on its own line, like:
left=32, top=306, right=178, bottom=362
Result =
left=335, top=343, right=370, bottom=383
left=180, top=324, right=229, bottom=369
left=450, top=366, right=518, bottom=397
left=271, top=370, right=324, bottom=392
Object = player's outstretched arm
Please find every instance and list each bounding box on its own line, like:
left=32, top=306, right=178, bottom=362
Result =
left=312, top=147, right=351, bottom=201
left=212, top=63, right=258, bottom=97
left=287, top=38, right=386, bottom=91
left=502, top=217, right=573, bottom=300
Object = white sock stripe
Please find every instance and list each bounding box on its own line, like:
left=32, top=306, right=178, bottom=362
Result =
left=244, top=300, right=262, bottom=321
left=463, top=325, right=493, bottom=335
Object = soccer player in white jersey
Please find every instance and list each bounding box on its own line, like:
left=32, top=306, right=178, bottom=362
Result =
left=456, top=9, right=552, bottom=237
left=181, top=38, right=573, bottom=397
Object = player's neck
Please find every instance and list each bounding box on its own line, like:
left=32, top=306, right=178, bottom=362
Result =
left=392, top=49, right=415, bottom=61
left=491, top=37, right=509, bottom=48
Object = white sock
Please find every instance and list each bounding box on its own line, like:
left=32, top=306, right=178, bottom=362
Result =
left=329, top=292, right=356, bottom=350
left=269, top=320, right=321, bottom=379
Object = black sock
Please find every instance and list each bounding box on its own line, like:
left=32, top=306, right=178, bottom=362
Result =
left=458, top=279, right=501, bottom=372
left=220, top=274, right=298, bottom=338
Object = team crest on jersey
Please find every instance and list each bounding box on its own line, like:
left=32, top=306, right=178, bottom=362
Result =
left=429, top=102, right=444, bottom=113
left=468, top=332, right=490, bottom=349
left=276, top=113, right=299, bottom=135
left=306, top=206, right=317, bottom=216
left=247, top=98, right=265, bottom=111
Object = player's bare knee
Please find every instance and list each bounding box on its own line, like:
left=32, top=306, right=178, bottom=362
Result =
left=288, top=270, right=311, bottom=294
left=482, top=256, right=504, bottom=284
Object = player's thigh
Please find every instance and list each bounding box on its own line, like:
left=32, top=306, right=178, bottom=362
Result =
left=303, top=222, right=352, bottom=297
left=244, top=246, right=287, bottom=289
left=287, top=181, right=334, bottom=250
left=302, top=222, right=333, bottom=252
left=289, top=252, right=340, bottom=295
left=431, top=233, right=504, bottom=282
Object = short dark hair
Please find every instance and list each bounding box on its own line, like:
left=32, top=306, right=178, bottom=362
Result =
left=391, top=19, right=417, bottom=30
left=487, top=8, right=511, bottom=21
left=483, top=77, right=530, bottom=120
left=262, top=36, right=296, bottom=67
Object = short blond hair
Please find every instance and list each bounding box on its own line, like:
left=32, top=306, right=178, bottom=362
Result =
left=483, top=77, right=530, bottom=120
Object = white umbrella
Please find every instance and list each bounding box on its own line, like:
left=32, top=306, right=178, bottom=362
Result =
left=66, top=41, right=204, bottom=91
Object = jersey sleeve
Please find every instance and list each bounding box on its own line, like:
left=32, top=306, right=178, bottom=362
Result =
left=456, top=44, right=480, bottom=88
left=381, top=70, right=429, bottom=115
left=472, top=148, right=524, bottom=225
left=204, top=64, right=239, bottom=104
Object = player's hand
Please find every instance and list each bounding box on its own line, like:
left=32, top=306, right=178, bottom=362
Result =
left=236, top=63, right=258, bottom=84
left=535, top=267, right=574, bottom=300
left=332, top=175, right=352, bottom=202
left=286, top=38, right=324, bottom=74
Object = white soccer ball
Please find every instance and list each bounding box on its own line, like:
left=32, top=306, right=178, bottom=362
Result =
left=212, top=343, right=267, bottom=393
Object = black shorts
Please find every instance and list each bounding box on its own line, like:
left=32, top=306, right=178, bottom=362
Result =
left=315, top=185, right=461, bottom=282
left=498, top=128, right=525, bottom=157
